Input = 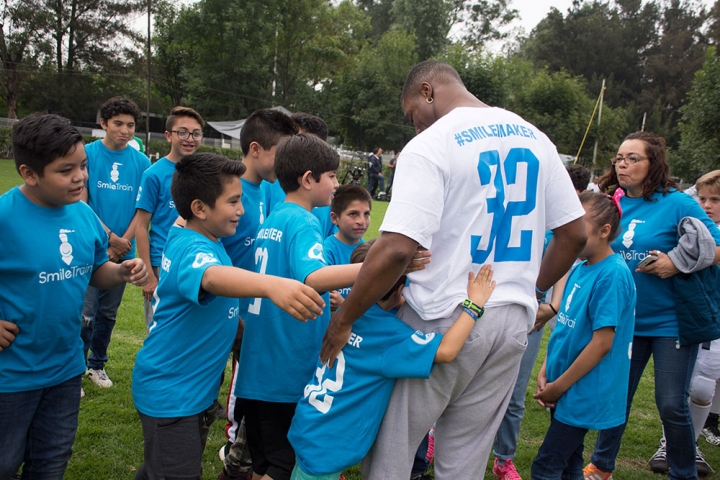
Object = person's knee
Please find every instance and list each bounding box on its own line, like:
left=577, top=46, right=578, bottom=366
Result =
left=690, top=375, right=717, bottom=406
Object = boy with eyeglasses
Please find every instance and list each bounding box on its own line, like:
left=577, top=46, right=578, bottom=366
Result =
left=135, top=106, right=205, bottom=327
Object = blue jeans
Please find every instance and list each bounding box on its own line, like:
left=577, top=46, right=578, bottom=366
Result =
left=0, top=375, right=82, bottom=480
left=531, top=414, right=587, bottom=480
left=493, top=327, right=544, bottom=461
left=590, top=336, right=699, bottom=479
left=81, top=283, right=126, bottom=370
left=367, top=174, right=384, bottom=197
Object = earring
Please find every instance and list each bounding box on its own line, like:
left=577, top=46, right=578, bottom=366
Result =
left=426, top=97, right=433, bottom=104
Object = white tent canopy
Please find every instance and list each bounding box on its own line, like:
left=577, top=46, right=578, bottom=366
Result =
left=207, top=106, right=292, bottom=139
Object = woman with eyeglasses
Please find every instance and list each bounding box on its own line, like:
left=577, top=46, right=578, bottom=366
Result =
left=582, top=131, right=720, bottom=480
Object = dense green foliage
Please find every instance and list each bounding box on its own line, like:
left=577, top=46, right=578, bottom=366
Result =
left=2, top=0, right=720, bottom=173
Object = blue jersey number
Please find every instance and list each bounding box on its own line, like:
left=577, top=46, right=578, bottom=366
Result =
left=471, top=148, right=539, bottom=264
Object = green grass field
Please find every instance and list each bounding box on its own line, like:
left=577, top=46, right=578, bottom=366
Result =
left=1, top=157, right=719, bottom=479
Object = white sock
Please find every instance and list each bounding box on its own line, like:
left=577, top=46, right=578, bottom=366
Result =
left=690, top=399, right=711, bottom=441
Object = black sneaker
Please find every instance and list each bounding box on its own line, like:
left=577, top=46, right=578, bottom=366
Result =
left=648, top=437, right=669, bottom=474
left=696, top=444, right=713, bottom=476
left=703, top=412, right=720, bottom=446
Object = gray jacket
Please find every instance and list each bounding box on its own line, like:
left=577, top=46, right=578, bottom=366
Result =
left=668, top=216, right=716, bottom=273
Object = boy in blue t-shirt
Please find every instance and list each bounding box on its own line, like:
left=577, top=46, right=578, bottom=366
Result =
left=288, top=239, right=497, bottom=479
left=0, top=113, right=148, bottom=479
left=135, top=106, right=204, bottom=326
left=323, top=184, right=372, bottom=311
left=131, top=153, right=325, bottom=480
left=219, top=108, right=298, bottom=480
left=236, top=134, right=373, bottom=480
left=81, top=96, right=151, bottom=389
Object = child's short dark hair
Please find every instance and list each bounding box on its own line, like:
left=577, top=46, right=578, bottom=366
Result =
left=290, top=112, right=328, bottom=141
left=579, top=191, right=621, bottom=242
left=350, top=238, right=407, bottom=301
left=240, top=109, right=298, bottom=155
left=12, top=113, right=83, bottom=177
left=566, top=164, right=591, bottom=192
left=100, top=96, right=141, bottom=124
left=275, top=134, right=340, bottom=193
left=166, top=106, right=205, bottom=132
left=172, top=153, right=246, bottom=220
left=331, top=184, right=372, bottom=216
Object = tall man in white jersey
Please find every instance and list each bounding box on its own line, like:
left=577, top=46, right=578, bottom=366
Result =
left=320, top=61, right=588, bottom=480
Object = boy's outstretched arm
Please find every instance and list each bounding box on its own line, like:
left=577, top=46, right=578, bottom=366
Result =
left=434, top=265, right=496, bottom=363
left=202, top=266, right=325, bottom=322
left=0, top=320, right=19, bottom=352
left=534, top=326, right=615, bottom=405
left=90, top=258, right=149, bottom=289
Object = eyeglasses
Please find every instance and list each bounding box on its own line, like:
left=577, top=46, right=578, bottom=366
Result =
left=611, top=155, right=647, bottom=165
left=172, top=130, right=203, bottom=140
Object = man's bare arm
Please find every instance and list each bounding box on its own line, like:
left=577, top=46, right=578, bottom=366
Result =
left=320, top=232, right=418, bottom=365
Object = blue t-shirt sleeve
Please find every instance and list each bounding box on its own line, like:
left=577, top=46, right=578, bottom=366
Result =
left=381, top=329, right=442, bottom=378
left=290, top=224, right=327, bottom=283
left=176, top=244, right=224, bottom=306
left=588, top=276, right=629, bottom=331
left=136, top=169, right=159, bottom=212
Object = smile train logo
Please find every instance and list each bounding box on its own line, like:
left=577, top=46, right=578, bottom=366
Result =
left=565, top=283, right=580, bottom=313
left=110, top=162, right=122, bottom=182
left=622, top=219, right=641, bottom=249
left=59, top=229, right=74, bottom=265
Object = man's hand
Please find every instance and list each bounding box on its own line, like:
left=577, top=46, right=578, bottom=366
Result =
left=268, top=279, right=325, bottom=322
left=109, top=233, right=132, bottom=257
left=119, top=258, right=149, bottom=287
left=320, top=313, right=353, bottom=368
left=0, top=320, right=19, bottom=352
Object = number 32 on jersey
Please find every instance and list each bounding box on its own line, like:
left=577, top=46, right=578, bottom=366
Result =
left=471, top=148, right=539, bottom=264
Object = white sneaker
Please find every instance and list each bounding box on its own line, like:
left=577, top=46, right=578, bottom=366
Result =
left=80, top=387, right=85, bottom=398
left=86, top=368, right=113, bottom=388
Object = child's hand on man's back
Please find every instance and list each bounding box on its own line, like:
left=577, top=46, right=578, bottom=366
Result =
left=0, top=320, right=19, bottom=352
left=467, top=264, right=496, bottom=307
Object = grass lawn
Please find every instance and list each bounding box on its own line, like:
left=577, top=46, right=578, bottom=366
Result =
left=2, top=157, right=720, bottom=478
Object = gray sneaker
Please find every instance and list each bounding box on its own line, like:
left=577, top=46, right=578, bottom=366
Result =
left=86, top=368, right=113, bottom=388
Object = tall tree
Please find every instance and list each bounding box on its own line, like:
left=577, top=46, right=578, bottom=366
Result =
left=0, top=0, right=51, bottom=118
left=677, top=47, right=720, bottom=179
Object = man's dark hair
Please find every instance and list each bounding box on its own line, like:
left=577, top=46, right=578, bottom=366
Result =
left=100, top=96, right=141, bottom=124
left=372, top=147, right=380, bottom=155
left=172, top=153, right=246, bottom=220
left=166, top=106, right=205, bottom=132
left=350, top=238, right=406, bottom=301
left=401, top=61, right=463, bottom=104
left=240, top=109, right=298, bottom=155
left=331, top=184, right=372, bottom=216
left=566, top=164, right=591, bottom=192
left=12, top=113, right=83, bottom=177
left=290, top=112, right=328, bottom=141
left=275, top=134, right=339, bottom=193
